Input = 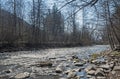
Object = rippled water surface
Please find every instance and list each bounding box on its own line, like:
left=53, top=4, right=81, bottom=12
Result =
left=0, top=45, right=110, bottom=79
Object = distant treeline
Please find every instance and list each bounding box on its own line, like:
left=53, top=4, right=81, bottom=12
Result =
left=0, top=0, right=104, bottom=51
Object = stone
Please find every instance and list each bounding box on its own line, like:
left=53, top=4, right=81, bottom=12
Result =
left=15, top=72, right=30, bottom=79
left=99, top=64, right=110, bottom=70
left=97, top=76, right=106, bottom=79
left=56, top=57, right=67, bottom=61
left=111, top=71, right=116, bottom=75
left=113, top=66, right=120, bottom=71
left=103, top=69, right=111, bottom=73
left=87, top=70, right=95, bottom=75
left=55, top=66, right=63, bottom=73
left=67, top=71, right=76, bottom=78
left=74, top=62, right=85, bottom=66
left=89, top=77, right=96, bottom=79
left=65, top=64, right=70, bottom=67
left=87, top=75, right=92, bottom=78
left=73, top=59, right=80, bottom=63
left=109, top=61, right=114, bottom=68
left=36, top=61, right=52, bottom=67
left=92, top=58, right=106, bottom=65
left=73, top=68, right=81, bottom=72
left=95, top=68, right=105, bottom=76
left=74, top=76, right=80, bottom=79
left=4, top=69, right=12, bottom=73
left=64, top=70, right=71, bottom=74
left=72, top=55, right=79, bottom=59
left=85, top=65, right=96, bottom=72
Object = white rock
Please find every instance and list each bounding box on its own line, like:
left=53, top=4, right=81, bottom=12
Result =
left=87, top=75, right=92, bottom=78
left=85, top=65, right=96, bottom=72
left=64, top=70, right=71, bottom=74
left=113, top=66, right=120, bottom=71
left=67, top=71, right=76, bottom=78
left=15, top=72, right=30, bottom=79
left=97, top=76, right=106, bottom=79
left=111, top=71, right=116, bottom=75
left=89, top=77, right=96, bottom=79
left=87, top=70, right=95, bottom=75
left=56, top=66, right=63, bottom=73
left=75, top=62, right=85, bottom=66
left=99, top=64, right=110, bottom=69
left=73, top=68, right=81, bottom=72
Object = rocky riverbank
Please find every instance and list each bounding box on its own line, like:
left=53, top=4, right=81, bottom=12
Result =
left=85, top=50, right=120, bottom=79
left=0, top=45, right=113, bottom=79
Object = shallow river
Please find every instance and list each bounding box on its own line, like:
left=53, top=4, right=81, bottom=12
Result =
left=0, top=45, right=110, bottom=79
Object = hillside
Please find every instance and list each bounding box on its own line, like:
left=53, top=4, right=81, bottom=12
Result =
left=0, top=9, right=32, bottom=48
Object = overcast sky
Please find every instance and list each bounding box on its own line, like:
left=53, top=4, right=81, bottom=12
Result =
left=0, top=0, right=88, bottom=26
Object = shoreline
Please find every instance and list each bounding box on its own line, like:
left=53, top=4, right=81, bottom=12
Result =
left=85, top=50, right=120, bottom=79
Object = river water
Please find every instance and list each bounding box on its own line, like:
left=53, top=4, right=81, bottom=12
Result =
left=0, top=45, right=110, bottom=79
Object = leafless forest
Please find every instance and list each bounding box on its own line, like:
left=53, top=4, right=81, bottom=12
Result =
left=0, top=0, right=120, bottom=50
left=0, top=0, right=120, bottom=79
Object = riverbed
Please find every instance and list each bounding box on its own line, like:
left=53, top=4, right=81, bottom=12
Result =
left=0, top=45, right=110, bottom=79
